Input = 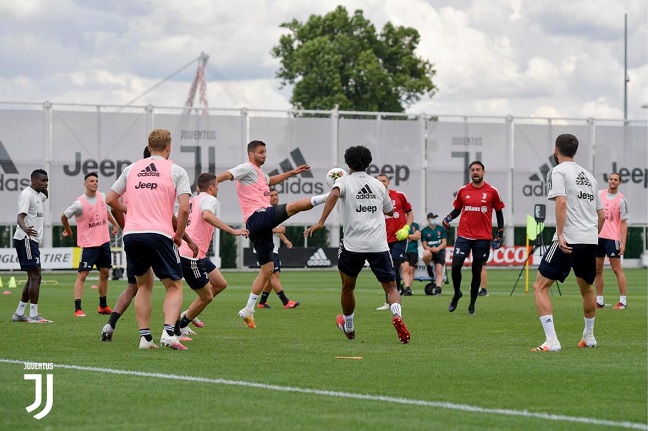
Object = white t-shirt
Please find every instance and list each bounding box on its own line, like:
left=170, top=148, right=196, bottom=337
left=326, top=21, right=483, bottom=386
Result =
left=335, top=171, right=393, bottom=253
left=63, top=192, right=106, bottom=219
left=14, top=186, right=47, bottom=243
left=546, top=161, right=603, bottom=244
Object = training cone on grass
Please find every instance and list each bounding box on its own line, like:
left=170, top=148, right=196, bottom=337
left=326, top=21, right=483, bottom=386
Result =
left=8, top=277, right=16, bottom=288
left=0, top=277, right=3, bottom=288
left=3, top=290, right=10, bottom=295
left=91, top=285, right=97, bottom=289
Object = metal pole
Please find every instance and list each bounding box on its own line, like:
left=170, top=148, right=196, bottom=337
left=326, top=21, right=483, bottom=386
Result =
left=624, top=13, right=628, bottom=121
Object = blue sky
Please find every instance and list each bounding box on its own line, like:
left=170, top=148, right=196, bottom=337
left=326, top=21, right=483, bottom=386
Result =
left=1, top=0, right=646, bottom=120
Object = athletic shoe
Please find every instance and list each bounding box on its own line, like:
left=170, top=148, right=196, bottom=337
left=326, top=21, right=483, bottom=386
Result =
left=596, top=302, right=605, bottom=309
left=403, top=288, right=413, bottom=296
left=577, top=335, right=597, bottom=348
left=139, top=336, right=159, bottom=350
left=468, top=306, right=475, bottom=315
left=180, top=326, right=196, bottom=336
left=97, top=306, right=112, bottom=315
left=178, top=335, right=193, bottom=342
left=283, top=300, right=301, bottom=309
left=530, top=341, right=561, bottom=352
left=376, top=303, right=390, bottom=311
left=100, top=323, right=114, bottom=342
left=28, top=315, right=53, bottom=323
left=448, top=292, right=463, bottom=312
left=11, top=313, right=28, bottom=322
left=612, top=302, right=627, bottom=310
left=392, top=315, right=410, bottom=344
left=160, top=332, right=188, bottom=350
left=478, top=288, right=488, bottom=296
left=397, top=285, right=405, bottom=295
left=74, top=310, right=86, bottom=317
left=238, top=308, right=256, bottom=329
left=336, top=314, right=355, bottom=340
left=257, top=303, right=272, bottom=309
left=181, top=310, right=204, bottom=328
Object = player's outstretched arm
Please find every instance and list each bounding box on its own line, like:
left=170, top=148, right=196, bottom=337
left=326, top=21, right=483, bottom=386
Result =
left=269, top=164, right=310, bottom=186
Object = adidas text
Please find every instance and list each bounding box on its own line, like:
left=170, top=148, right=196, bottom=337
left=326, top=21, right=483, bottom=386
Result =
left=307, top=248, right=331, bottom=267
left=137, top=171, right=160, bottom=177
left=134, top=181, right=158, bottom=190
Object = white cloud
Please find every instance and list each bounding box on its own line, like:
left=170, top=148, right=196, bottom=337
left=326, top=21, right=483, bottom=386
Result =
left=0, top=0, right=645, bottom=120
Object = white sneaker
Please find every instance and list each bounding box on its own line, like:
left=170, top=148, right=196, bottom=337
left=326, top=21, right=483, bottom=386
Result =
left=578, top=335, right=597, bottom=348
left=28, top=315, right=53, bottom=323
left=100, top=323, right=114, bottom=342
left=160, top=331, right=188, bottom=350
left=181, top=310, right=204, bottom=328
left=238, top=307, right=256, bottom=329
left=376, top=303, right=390, bottom=311
left=11, top=313, right=28, bottom=322
left=180, top=326, right=196, bottom=336
left=139, top=336, right=159, bottom=349
left=531, top=341, right=561, bottom=352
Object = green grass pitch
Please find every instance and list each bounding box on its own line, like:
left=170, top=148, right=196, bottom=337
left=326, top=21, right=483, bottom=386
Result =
left=0, top=268, right=646, bottom=430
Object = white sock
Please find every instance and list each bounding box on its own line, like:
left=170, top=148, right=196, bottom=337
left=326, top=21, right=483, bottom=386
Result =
left=583, top=316, right=595, bottom=337
left=15, top=301, right=28, bottom=316
left=540, top=315, right=558, bottom=344
left=311, top=192, right=330, bottom=206
left=29, top=303, right=39, bottom=318
left=596, top=295, right=604, bottom=305
left=390, top=303, right=402, bottom=317
left=619, top=295, right=627, bottom=305
left=246, top=293, right=259, bottom=311
left=344, top=313, right=354, bottom=332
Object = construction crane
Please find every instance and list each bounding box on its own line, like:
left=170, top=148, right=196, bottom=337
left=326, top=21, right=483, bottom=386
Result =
left=184, top=52, right=209, bottom=115
left=124, top=52, right=209, bottom=111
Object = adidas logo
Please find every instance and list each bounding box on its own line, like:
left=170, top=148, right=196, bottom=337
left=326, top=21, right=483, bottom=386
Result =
left=137, top=163, right=160, bottom=177
left=307, top=248, right=331, bottom=267
left=356, top=184, right=376, bottom=199
left=0, top=141, right=19, bottom=174
left=268, top=148, right=313, bottom=178
left=575, top=171, right=592, bottom=187
left=522, top=154, right=557, bottom=197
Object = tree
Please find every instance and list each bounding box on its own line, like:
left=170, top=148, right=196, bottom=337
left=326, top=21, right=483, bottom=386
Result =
left=272, top=6, right=437, bottom=113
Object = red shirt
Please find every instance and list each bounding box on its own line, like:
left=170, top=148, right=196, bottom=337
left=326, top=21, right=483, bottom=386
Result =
left=385, top=189, right=412, bottom=243
left=453, top=182, right=505, bottom=240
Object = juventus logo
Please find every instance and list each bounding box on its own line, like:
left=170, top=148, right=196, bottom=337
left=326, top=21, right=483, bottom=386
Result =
left=25, top=374, right=54, bottom=419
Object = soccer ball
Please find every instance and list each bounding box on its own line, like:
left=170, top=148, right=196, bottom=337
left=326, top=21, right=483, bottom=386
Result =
left=326, top=167, right=348, bottom=188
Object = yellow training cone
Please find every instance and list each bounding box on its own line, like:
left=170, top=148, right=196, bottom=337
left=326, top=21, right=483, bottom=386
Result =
left=8, top=276, right=17, bottom=288
left=0, top=277, right=3, bottom=288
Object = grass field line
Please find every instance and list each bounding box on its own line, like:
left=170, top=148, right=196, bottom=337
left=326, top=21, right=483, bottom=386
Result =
left=2, top=358, right=646, bottom=430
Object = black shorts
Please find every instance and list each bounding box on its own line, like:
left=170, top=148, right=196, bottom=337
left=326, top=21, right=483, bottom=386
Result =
left=338, top=245, right=396, bottom=282
left=404, top=252, right=418, bottom=266
left=254, top=252, right=281, bottom=273
left=124, top=233, right=182, bottom=281
left=246, top=204, right=289, bottom=266
left=14, top=238, right=40, bottom=271
left=429, top=251, right=445, bottom=265
left=78, top=242, right=112, bottom=272
left=181, top=257, right=217, bottom=290
left=453, top=237, right=490, bottom=263
left=539, top=241, right=597, bottom=284
left=388, top=240, right=407, bottom=261
left=595, top=238, right=622, bottom=258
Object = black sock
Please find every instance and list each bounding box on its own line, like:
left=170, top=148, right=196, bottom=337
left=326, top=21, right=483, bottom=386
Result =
left=259, top=291, right=271, bottom=304
left=179, top=315, right=191, bottom=328
left=74, top=299, right=82, bottom=311
left=107, top=312, right=121, bottom=329
left=140, top=328, right=152, bottom=342
left=164, top=324, right=175, bottom=337
left=173, top=321, right=181, bottom=336
left=277, top=290, right=289, bottom=306
left=99, top=296, right=107, bottom=308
